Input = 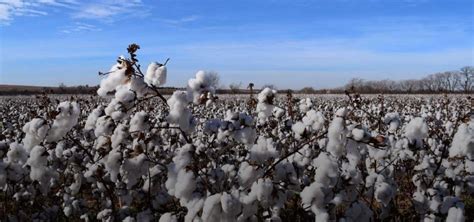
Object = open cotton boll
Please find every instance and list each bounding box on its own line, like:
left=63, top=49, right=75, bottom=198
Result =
left=45, top=101, right=80, bottom=142
left=94, top=116, right=115, bottom=137
left=292, top=121, right=306, bottom=139
left=384, top=112, right=400, bottom=133
left=242, top=178, right=273, bottom=205
left=69, top=173, right=82, bottom=195
left=103, top=151, right=122, bottom=183
left=129, top=111, right=150, bottom=133
left=313, top=152, right=339, bottom=187
left=145, top=62, right=167, bottom=87
left=404, top=117, right=428, bottom=147
left=167, top=91, right=195, bottom=134
left=129, top=76, right=150, bottom=98
left=220, top=191, right=241, bottom=218
left=7, top=142, right=28, bottom=164
left=187, top=70, right=216, bottom=104
left=326, top=112, right=347, bottom=157
left=84, top=106, right=104, bottom=131
left=97, top=62, right=129, bottom=97
left=351, top=128, right=365, bottom=141
left=256, top=88, right=277, bottom=124
left=26, top=146, right=56, bottom=194
left=201, top=193, right=223, bottom=222
left=300, top=182, right=328, bottom=218
left=446, top=203, right=465, bottom=222
left=233, top=127, right=257, bottom=145
left=22, top=118, right=50, bottom=152
left=449, top=123, right=474, bottom=159
left=302, top=110, right=325, bottom=132
left=238, top=161, right=260, bottom=187
left=374, top=181, right=395, bottom=206
left=249, top=136, right=279, bottom=163
left=159, top=213, right=177, bottom=222
left=104, top=86, right=137, bottom=121
left=299, top=98, right=313, bottom=113
left=121, top=154, right=148, bottom=189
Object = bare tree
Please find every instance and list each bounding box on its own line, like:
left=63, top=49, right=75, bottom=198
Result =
left=229, top=82, right=242, bottom=94
left=459, top=66, right=473, bottom=92
left=207, top=71, right=221, bottom=89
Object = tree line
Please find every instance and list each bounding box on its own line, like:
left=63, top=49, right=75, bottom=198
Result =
left=342, top=66, right=473, bottom=94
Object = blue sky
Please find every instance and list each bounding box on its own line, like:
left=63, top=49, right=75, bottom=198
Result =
left=0, top=0, right=473, bottom=89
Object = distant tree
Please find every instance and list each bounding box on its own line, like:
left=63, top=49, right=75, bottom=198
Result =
left=459, top=66, right=473, bottom=92
left=207, top=71, right=221, bottom=89
left=229, top=82, right=242, bottom=94
left=59, top=83, right=67, bottom=93
left=299, top=87, right=316, bottom=94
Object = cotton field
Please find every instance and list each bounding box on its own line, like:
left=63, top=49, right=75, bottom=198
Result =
left=0, top=46, right=473, bottom=222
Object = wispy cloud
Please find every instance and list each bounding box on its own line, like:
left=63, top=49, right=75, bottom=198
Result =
left=60, top=22, right=101, bottom=34
left=0, top=0, right=147, bottom=25
left=72, top=0, right=147, bottom=21
left=0, top=0, right=77, bottom=25
left=156, top=15, right=201, bottom=26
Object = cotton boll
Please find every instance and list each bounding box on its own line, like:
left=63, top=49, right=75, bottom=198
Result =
left=145, top=62, right=167, bottom=87
left=300, top=182, right=327, bottom=217
left=403, top=117, right=428, bottom=147
left=84, top=106, right=105, bottom=131
left=167, top=91, right=195, bottom=134
left=326, top=112, right=347, bottom=157
left=187, top=70, right=216, bottom=104
left=159, top=213, right=177, bottom=222
left=111, top=123, right=129, bottom=149
left=313, top=152, right=339, bottom=187
left=97, top=62, right=129, bottom=97
left=129, top=76, right=150, bottom=98
left=22, top=118, right=50, bottom=152
left=26, top=146, right=56, bottom=194
left=69, top=173, right=82, bottom=195
left=249, top=136, right=279, bottom=164
left=302, top=110, right=325, bottom=132
left=256, top=88, right=277, bottom=124
left=45, top=101, right=80, bottom=142
left=220, top=191, right=241, bottom=218
left=384, top=112, right=400, bottom=134
left=374, top=181, right=394, bottom=207
left=129, top=111, right=150, bottom=133
left=233, top=127, right=257, bottom=145
left=351, top=128, right=365, bottom=141
left=243, top=178, right=273, bottom=205
left=446, top=204, right=465, bottom=222
left=449, top=123, right=474, bottom=159
left=299, top=98, right=313, bottom=113
left=103, top=151, right=122, bottom=183
left=7, top=142, right=28, bottom=164
left=94, top=116, right=115, bottom=137
left=238, top=161, right=260, bottom=187
left=201, top=193, right=223, bottom=222
left=96, top=209, right=113, bottom=221
left=174, top=170, right=196, bottom=203
left=292, top=121, right=306, bottom=139
left=105, top=86, right=136, bottom=121
left=121, top=154, right=148, bottom=189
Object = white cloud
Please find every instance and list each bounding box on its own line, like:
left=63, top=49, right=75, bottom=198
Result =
left=0, top=0, right=74, bottom=25
left=157, top=15, right=201, bottom=26
left=72, top=0, right=145, bottom=20
left=0, top=0, right=145, bottom=25
left=60, top=22, right=101, bottom=34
